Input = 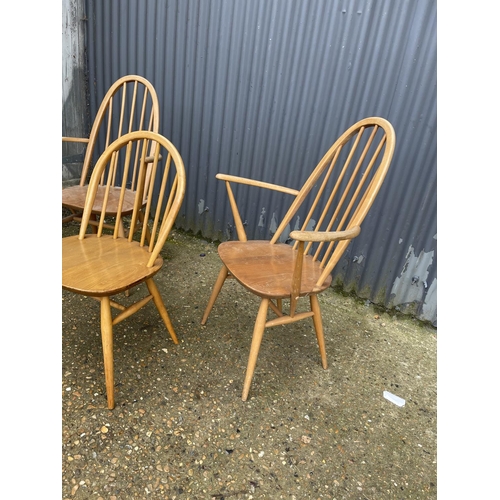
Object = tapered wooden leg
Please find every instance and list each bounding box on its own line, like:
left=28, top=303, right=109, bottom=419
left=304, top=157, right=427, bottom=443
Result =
left=310, top=295, right=327, bottom=369
left=146, top=278, right=179, bottom=344
left=242, top=298, right=269, bottom=401
left=201, top=265, right=229, bottom=325
left=100, top=296, right=115, bottom=409
left=277, top=299, right=283, bottom=313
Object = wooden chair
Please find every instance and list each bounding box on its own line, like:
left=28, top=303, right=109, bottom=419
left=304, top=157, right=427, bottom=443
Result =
left=201, top=117, right=396, bottom=401
left=62, top=130, right=186, bottom=409
left=62, top=75, right=160, bottom=238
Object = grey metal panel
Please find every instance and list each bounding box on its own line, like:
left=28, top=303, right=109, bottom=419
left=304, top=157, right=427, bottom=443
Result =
left=62, top=0, right=89, bottom=184
left=83, top=0, right=437, bottom=325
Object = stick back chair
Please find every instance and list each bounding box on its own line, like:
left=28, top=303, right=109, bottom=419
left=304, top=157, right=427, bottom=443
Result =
left=201, top=117, right=396, bottom=401
left=62, top=75, right=160, bottom=238
left=62, top=130, right=186, bottom=409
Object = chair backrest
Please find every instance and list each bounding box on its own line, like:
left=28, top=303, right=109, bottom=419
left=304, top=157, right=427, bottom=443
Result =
left=79, top=75, right=160, bottom=188
left=272, top=116, right=396, bottom=287
left=78, top=131, right=186, bottom=267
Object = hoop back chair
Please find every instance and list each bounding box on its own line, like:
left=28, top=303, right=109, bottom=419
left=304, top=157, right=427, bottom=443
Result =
left=62, top=75, right=160, bottom=238
left=201, top=117, right=396, bottom=401
left=62, top=131, right=186, bottom=409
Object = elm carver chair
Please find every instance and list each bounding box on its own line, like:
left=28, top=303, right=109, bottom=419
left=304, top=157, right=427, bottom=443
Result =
left=62, top=130, right=186, bottom=409
left=201, top=117, right=396, bottom=401
left=62, top=75, right=160, bottom=238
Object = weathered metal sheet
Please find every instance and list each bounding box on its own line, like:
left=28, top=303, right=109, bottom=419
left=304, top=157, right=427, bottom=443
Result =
left=79, top=0, right=437, bottom=324
left=62, top=0, right=89, bottom=184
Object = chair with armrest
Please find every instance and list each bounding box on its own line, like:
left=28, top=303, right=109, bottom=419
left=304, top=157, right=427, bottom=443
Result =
left=201, top=117, right=396, bottom=401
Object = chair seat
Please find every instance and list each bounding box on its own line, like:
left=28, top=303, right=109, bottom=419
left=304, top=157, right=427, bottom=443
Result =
left=62, top=185, right=138, bottom=214
left=218, top=240, right=332, bottom=298
left=62, top=234, right=162, bottom=296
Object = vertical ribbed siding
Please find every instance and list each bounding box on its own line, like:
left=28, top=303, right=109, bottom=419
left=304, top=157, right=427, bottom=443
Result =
left=62, top=0, right=89, bottom=183
left=83, top=0, right=437, bottom=325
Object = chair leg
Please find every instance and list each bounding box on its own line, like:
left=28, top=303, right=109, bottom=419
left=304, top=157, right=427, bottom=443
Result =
left=310, top=295, right=327, bottom=369
left=100, top=296, right=115, bottom=409
left=146, top=278, right=179, bottom=344
left=242, top=298, right=269, bottom=401
left=201, top=265, right=229, bottom=325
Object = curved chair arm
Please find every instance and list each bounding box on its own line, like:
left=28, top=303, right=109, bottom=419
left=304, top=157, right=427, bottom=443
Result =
left=216, top=173, right=299, bottom=196
left=289, top=226, right=361, bottom=242
left=291, top=226, right=362, bottom=293
left=216, top=173, right=299, bottom=241
left=289, top=226, right=361, bottom=312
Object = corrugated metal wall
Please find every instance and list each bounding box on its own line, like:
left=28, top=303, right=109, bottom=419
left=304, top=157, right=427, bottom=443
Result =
left=81, top=0, right=437, bottom=325
left=62, top=0, right=89, bottom=184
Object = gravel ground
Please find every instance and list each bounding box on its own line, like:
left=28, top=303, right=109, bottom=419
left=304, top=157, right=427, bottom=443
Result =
left=62, top=222, right=437, bottom=499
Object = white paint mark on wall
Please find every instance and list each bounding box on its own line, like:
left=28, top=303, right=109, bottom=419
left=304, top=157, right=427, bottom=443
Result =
left=269, top=212, right=278, bottom=233
left=422, top=277, right=437, bottom=323
left=278, top=224, right=291, bottom=243
left=258, top=207, right=266, bottom=227
left=198, top=199, right=205, bottom=214
left=391, top=245, right=435, bottom=306
left=305, top=219, right=316, bottom=231
left=354, top=254, right=364, bottom=264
